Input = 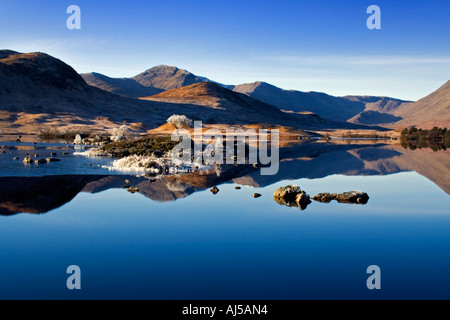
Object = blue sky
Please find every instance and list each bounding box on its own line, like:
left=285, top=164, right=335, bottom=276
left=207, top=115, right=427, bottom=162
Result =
left=0, top=0, right=449, bottom=100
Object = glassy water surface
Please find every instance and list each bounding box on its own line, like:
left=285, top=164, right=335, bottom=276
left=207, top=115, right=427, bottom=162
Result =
left=0, top=142, right=449, bottom=299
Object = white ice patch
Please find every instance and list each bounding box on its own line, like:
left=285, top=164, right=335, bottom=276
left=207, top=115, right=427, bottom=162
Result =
left=102, top=155, right=211, bottom=174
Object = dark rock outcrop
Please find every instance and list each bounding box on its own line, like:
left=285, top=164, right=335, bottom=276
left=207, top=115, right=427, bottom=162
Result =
left=313, top=191, right=369, bottom=205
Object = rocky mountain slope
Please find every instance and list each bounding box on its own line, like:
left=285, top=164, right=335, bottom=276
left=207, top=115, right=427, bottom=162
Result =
left=389, top=80, right=450, bottom=128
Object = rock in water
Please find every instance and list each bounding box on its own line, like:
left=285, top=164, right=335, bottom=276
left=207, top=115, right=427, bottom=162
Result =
left=210, top=186, right=220, bottom=195
left=23, top=156, right=34, bottom=164
left=46, top=158, right=61, bottom=163
left=312, top=191, right=369, bottom=205
left=274, top=185, right=302, bottom=202
left=274, top=185, right=311, bottom=210
left=296, top=192, right=312, bottom=211
left=335, top=191, right=369, bottom=204
left=312, top=193, right=336, bottom=203
left=252, top=193, right=262, bottom=198
left=36, top=158, right=47, bottom=164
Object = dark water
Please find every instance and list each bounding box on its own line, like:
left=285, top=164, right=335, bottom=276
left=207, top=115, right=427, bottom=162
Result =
left=0, top=142, right=449, bottom=299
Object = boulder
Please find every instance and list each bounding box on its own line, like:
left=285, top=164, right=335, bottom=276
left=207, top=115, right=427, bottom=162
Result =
left=312, top=191, right=369, bottom=205
left=274, top=185, right=311, bottom=210
left=312, top=193, right=336, bottom=203
left=335, top=191, right=369, bottom=204
left=35, top=158, right=47, bottom=164
left=46, top=158, right=61, bottom=162
left=274, top=185, right=302, bottom=202
left=252, top=193, right=262, bottom=198
left=210, top=186, right=220, bottom=195
left=296, top=192, right=312, bottom=210
left=23, top=156, right=34, bottom=164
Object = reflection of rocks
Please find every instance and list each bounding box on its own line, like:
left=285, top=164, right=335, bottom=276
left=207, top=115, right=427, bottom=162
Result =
left=274, top=185, right=311, bottom=210
left=313, top=191, right=369, bottom=205
left=127, top=187, right=140, bottom=194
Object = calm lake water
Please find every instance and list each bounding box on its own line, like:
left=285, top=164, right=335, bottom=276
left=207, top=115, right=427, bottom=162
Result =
left=0, top=141, right=449, bottom=299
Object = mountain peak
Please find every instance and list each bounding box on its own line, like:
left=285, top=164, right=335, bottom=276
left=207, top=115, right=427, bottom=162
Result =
left=147, top=65, right=179, bottom=72
left=132, top=65, right=208, bottom=91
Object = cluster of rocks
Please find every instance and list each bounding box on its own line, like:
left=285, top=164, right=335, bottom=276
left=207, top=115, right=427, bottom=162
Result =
left=210, top=186, right=262, bottom=199
left=274, top=185, right=369, bottom=210
left=23, top=155, right=62, bottom=164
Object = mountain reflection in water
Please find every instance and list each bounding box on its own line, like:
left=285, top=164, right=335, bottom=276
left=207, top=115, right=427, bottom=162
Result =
left=0, top=142, right=449, bottom=216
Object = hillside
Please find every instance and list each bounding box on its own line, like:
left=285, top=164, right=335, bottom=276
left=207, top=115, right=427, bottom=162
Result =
left=0, top=50, right=172, bottom=134
left=390, top=80, right=450, bottom=128
left=142, top=82, right=371, bottom=130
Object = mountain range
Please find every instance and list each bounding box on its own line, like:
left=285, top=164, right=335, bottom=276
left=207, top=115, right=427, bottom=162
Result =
left=81, top=62, right=449, bottom=128
left=1, top=49, right=449, bottom=136
left=0, top=50, right=368, bottom=137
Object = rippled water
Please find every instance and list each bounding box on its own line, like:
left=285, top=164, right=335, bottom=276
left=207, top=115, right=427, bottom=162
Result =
left=0, top=142, right=449, bottom=299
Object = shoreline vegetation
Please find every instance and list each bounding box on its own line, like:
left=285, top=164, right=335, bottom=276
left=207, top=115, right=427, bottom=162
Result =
left=401, top=127, right=449, bottom=151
